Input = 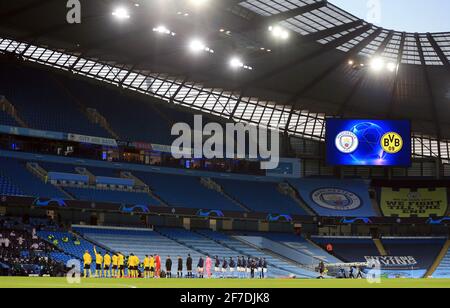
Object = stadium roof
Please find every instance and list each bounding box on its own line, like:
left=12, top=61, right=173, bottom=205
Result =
left=0, top=0, right=449, bottom=159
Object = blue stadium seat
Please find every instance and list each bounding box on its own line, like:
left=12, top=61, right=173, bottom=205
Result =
left=215, top=179, right=309, bottom=215
left=136, top=172, right=243, bottom=211
left=63, top=187, right=160, bottom=205
left=0, top=157, right=67, bottom=198
left=0, top=63, right=111, bottom=137
left=0, top=109, right=19, bottom=127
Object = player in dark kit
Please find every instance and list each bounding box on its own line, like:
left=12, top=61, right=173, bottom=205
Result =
left=166, top=256, right=172, bottom=278
left=262, top=258, right=268, bottom=279
left=214, top=256, right=221, bottom=278
left=186, top=254, right=193, bottom=278
left=250, top=258, right=257, bottom=279
left=229, top=257, right=236, bottom=278
left=177, top=256, right=183, bottom=278
left=222, top=257, right=228, bottom=278
left=197, top=256, right=205, bottom=278
left=241, top=256, right=247, bottom=279
left=237, top=257, right=242, bottom=278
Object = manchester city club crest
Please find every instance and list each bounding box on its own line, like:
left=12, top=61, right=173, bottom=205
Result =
left=335, top=131, right=359, bottom=154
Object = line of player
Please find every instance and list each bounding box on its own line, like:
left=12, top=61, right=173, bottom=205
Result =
left=82, top=247, right=268, bottom=279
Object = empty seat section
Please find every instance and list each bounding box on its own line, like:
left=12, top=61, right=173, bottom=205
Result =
left=382, top=238, right=445, bottom=274
left=0, top=109, right=18, bottom=126
left=0, top=157, right=66, bottom=198
left=215, top=179, right=308, bottom=215
left=64, top=78, right=176, bottom=144
left=311, top=237, right=379, bottom=263
left=0, top=63, right=110, bottom=137
left=247, top=232, right=341, bottom=264
left=0, top=170, right=24, bottom=196
left=433, top=249, right=450, bottom=278
left=63, top=187, right=159, bottom=205
left=136, top=173, right=243, bottom=211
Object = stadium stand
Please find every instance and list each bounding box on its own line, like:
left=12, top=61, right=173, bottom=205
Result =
left=289, top=179, right=376, bottom=217
left=0, top=63, right=111, bottom=138
left=241, top=232, right=341, bottom=265
left=36, top=230, right=107, bottom=271
left=135, top=172, right=244, bottom=211
left=0, top=172, right=24, bottom=197
left=0, top=157, right=67, bottom=199
left=382, top=237, right=446, bottom=278
left=0, top=217, right=68, bottom=276
left=72, top=226, right=203, bottom=274
left=311, top=236, right=379, bottom=264
left=433, top=248, right=450, bottom=278
left=195, top=229, right=317, bottom=278
left=63, top=187, right=160, bottom=206
left=63, top=77, right=197, bottom=144
left=214, top=179, right=309, bottom=215
left=0, top=109, right=19, bottom=127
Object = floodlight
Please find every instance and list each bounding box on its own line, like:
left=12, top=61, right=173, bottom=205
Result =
left=112, top=7, right=130, bottom=20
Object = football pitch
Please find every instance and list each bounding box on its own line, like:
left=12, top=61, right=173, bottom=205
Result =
left=1, top=277, right=450, bottom=288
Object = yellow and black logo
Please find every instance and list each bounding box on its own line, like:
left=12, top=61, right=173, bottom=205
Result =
left=381, top=132, right=403, bottom=154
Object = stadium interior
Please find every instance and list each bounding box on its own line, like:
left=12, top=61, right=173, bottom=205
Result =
left=0, top=0, right=450, bottom=285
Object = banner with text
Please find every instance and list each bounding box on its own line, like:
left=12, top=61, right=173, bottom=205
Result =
left=380, top=187, right=448, bottom=217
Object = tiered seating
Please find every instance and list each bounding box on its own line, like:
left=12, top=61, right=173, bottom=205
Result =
left=196, top=229, right=317, bottom=278
left=0, top=218, right=69, bottom=276
left=433, top=249, right=450, bottom=278
left=63, top=187, right=159, bottom=205
left=382, top=238, right=445, bottom=277
left=249, top=232, right=341, bottom=265
left=0, top=172, right=24, bottom=196
left=0, top=63, right=110, bottom=137
left=0, top=109, right=18, bottom=126
left=36, top=230, right=106, bottom=271
left=136, top=173, right=243, bottom=211
left=158, top=228, right=299, bottom=278
left=215, top=179, right=308, bottom=215
left=73, top=226, right=202, bottom=275
left=64, top=78, right=193, bottom=144
left=0, top=157, right=66, bottom=198
left=311, top=236, right=379, bottom=263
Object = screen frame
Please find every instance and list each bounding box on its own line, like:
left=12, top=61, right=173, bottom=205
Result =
left=325, top=118, right=412, bottom=168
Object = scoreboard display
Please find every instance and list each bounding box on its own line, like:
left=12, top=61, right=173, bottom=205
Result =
left=326, top=119, right=411, bottom=167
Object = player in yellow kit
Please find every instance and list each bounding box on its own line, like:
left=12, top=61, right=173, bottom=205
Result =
left=149, top=255, right=155, bottom=278
left=143, top=255, right=151, bottom=279
left=129, top=254, right=140, bottom=278
left=83, top=250, right=92, bottom=278
left=127, top=254, right=133, bottom=278
left=103, top=252, right=112, bottom=278
left=93, top=247, right=103, bottom=278
left=118, top=252, right=125, bottom=278
left=112, top=254, right=118, bottom=278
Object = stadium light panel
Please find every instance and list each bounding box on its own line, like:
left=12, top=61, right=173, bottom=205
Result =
left=387, top=62, right=398, bottom=72
left=189, top=0, right=209, bottom=7
left=229, top=57, right=252, bottom=70
left=189, top=39, right=214, bottom=54
left=268, top=25, right=289, bottom=40
left=153, top=25, right=176, bottom=36
left=112, top=7, right=130, bottom=20
left=370, top=57, right=385, bottom=72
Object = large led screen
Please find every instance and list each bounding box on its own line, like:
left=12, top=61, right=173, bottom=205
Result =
left=326, top=119, right=411, bottom=166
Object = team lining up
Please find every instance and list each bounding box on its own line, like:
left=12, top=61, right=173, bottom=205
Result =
left=82, top=248, right=269, bottom=278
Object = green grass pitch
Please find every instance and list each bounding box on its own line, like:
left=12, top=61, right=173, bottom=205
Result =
left=0, top=277, right=450, bottom=288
